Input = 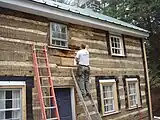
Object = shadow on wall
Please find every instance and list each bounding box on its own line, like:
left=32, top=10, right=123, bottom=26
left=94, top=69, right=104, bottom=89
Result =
left=151, top=87, right=160, bottom=116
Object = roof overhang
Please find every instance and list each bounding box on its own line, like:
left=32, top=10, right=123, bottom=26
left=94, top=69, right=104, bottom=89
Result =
left=0, top=0, right=149, bottom=38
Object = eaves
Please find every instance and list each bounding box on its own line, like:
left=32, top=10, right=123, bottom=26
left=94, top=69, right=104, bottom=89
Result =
left=0, top=0, right=149, bottom=38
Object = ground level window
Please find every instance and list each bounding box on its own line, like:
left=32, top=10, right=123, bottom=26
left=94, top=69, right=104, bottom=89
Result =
left=103, top=85, right=114, bottom=112
left=0, top=89, right=22, bottom=120
left=126, top=78, right=141, bottom=109
left=99, top=79, right=119, bottom=115
left=128, top=82, right=137, bottom=107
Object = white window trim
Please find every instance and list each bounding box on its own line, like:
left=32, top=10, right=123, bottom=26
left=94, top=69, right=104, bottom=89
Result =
left=0, top=81, right=25, bottom=86
left=50, top=22, right=68, bottom=48
left=109, top=35, right=125, bottom=56
left=99, top=79, right=119, bottom=115
left=126, top=78, right=141, bottom=109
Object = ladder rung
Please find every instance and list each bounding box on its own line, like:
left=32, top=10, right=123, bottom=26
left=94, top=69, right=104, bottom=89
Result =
left=37, top=57, right=46, bottom=59
left=45, top=106, right=56, bottom=110
left=43, top=96, right=54, bottom=99
left=35, top=48, right=45, bottom=51
left=38, top=66, right=48, bottom=68
left=41, top=85, right=52, bottom=88
left=90, top=111, right=97, bottom=115
left=39, top=76, right=50, bottom=78
left=47, top=118, right=58, bottom=120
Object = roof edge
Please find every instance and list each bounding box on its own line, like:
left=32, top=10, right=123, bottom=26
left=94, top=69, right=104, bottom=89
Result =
left=0, top=0, right=149, bottom=38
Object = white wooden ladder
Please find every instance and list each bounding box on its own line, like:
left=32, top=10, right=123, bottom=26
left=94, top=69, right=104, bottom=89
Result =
left=71, top=69, right=102, bottom=120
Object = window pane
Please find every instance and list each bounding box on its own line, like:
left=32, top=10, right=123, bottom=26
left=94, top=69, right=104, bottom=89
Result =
left=112, top=49, right=115, bottom=53
left=60, top=33, right=66, bottom=39
left=56, top=41, right=60, bottom=46
left=111, top=37, right=114, bottom=42
left=0, top=91, right=5, bottom=109
left=117, top=49, right=120, bottom=54
left=5, top=110, right=12, bottom=119
left=0, top=100, right=4, bottom=109
left=107, top=86, right=112, bottom=91
left=117, top=43, right=120, bottom=48
left=13, top=99, right=20, bottom=108
left=6, top=91, right=12, bottom=99
left=108, top=91, right=112, bottom=97
left=55, top=24, right=60, bottom=32
left=61, top=41, right=66, bottom=47
left=52, top=40, right=56, bottom=45
left=61, top=26, right=66, bottom=33
left=116, top=38, right=120, bottom=43
left=0, top=111, right=4, bottom=119
left=12, top=90, right=20, bottom=99
left=109, top=105, right=113, bottom=111
left=52, top=25, right=55, bottom=32
left=115, top=42, right=118, bottom=47
left=112, top=42, right=114, bottom=47
left=52, top=32, right=58, bottom=38
left=12, top=110, right=21, bottom=118
left=103, top=86, right=106, bottom=91
left=6, top=100, right=12, bottom=109
left=0, top=91, right=4, bottom=99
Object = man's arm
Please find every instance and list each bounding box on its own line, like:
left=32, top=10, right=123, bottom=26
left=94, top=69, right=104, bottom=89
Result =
left=75, top=51, right=80, bottom=65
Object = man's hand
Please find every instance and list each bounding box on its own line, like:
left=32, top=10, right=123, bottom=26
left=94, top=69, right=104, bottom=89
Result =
left=76, top=57, right=79, bottom=65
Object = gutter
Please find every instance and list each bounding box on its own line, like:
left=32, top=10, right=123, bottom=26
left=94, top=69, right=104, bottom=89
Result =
left=141, top=40, right=153, bottom=120
left=0, top=0, right=149, bottom=38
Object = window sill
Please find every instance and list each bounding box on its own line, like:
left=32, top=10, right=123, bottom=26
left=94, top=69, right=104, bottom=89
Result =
left=127, top=106, right=142, bottom=111
left=48, top=46, right=71, bottom=51
left=102, top=111, right=121, bottom=117
left=111, top=54, right=126, bottom=58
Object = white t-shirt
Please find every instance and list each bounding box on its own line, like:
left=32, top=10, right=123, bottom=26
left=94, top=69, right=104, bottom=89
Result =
left=76, top=49, right=89, bottom=66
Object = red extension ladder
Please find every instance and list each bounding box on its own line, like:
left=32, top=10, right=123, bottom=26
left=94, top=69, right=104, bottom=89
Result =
left=32, top=45, right=60, bottom=120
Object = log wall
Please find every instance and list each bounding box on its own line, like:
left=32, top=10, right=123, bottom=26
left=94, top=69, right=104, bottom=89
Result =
left=0, top=7, right=149, bottom=120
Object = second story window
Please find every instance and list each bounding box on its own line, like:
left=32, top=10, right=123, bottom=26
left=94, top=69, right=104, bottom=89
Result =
left=50, top=23, right=68, bottom=48
left=109, top=35, right=124, bottom=56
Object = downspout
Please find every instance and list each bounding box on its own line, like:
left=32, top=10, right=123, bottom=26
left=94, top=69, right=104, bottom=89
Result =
left=141, top=40, right=153, bottom=120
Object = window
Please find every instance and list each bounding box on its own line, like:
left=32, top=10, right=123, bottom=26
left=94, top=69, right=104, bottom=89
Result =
left=0, top=89, right=22, bottom=120
left=99, top=79, right=119, bottom=115
left=109, top=35, right=124, bottom=56
left=50, top=23, right=68, bottom=48
left=126, top=78, right=141, bottom=109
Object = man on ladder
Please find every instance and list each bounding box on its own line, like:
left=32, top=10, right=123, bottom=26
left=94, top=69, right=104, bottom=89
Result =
left=75, top=44, right=91, bottom=98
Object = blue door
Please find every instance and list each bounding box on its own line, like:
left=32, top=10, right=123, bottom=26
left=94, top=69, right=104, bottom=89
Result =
left=55, top=88, right=72, bottom=120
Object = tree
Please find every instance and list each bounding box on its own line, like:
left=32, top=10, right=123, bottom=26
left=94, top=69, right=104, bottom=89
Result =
left=101, top=0, right=160, bottom=88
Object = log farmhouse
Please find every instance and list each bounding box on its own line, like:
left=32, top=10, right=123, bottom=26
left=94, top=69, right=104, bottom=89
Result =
left=0, top=0, right=152, bottom=120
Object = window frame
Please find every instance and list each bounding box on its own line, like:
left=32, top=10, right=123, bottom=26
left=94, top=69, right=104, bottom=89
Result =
left=0, top=89, right=22, bottom=120
left=125, top=78, right=141, bottom=109
left=0, top=81, right=26, bottom=120
left=109, top=34, right=125, bottom=56
left=50, top=22, right=68, bottom=48
left=99, top=79, right=119, bottom=115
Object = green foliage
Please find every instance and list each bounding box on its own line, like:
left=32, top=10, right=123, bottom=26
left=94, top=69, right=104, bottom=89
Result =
left=101, top=0, right=160, bottom=88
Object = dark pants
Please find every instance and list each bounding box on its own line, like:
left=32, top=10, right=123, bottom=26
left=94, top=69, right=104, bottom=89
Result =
left=76, top=65, right=90, bottom=97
